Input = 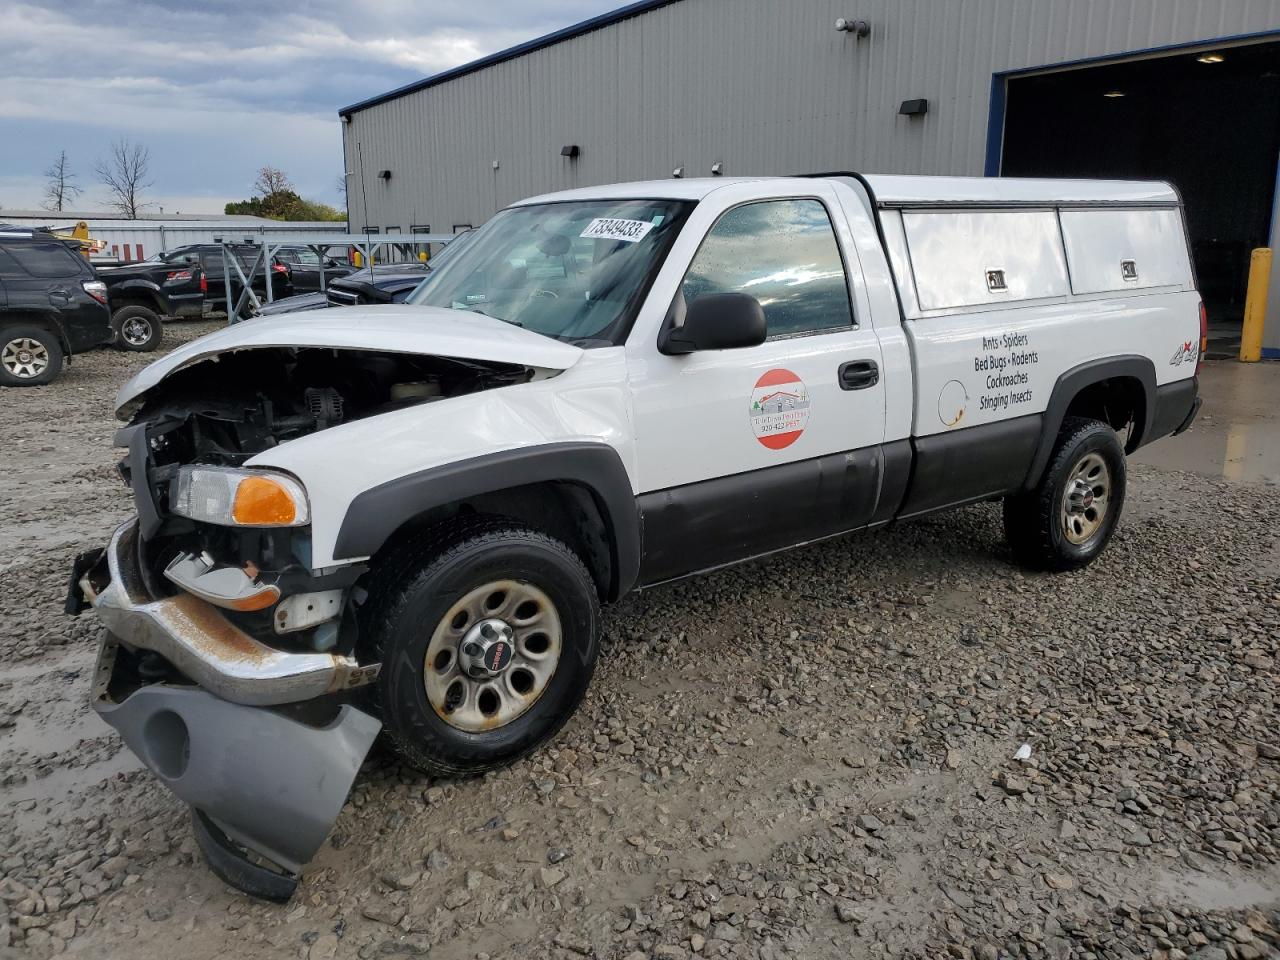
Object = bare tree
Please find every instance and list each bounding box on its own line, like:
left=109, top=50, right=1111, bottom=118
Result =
left=94, top=139, right=152, bottom=219
left=254, top=166, right=293, bottom=197
left=335, top=174, right=348, bottom=201
left=42, top=150, right=81, bottom=212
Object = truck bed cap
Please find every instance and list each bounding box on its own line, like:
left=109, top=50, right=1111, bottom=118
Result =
left=859, top=174, right=1179, bottom=208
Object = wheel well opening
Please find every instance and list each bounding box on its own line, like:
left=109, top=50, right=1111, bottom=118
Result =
left=1064, top=376, right=1146, bottom=452
left=0, top=319, right=67, bottom=354
left=373, top=481, right=615, bottom=600
left=112, top=295, right=162, bottom=315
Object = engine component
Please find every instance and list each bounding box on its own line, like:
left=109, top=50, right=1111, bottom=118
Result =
left=304, top=387, right=344, bottom=427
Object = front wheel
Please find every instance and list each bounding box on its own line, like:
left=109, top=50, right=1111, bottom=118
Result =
left=0, top=325, right=64, bottom=387
left=1003, top=417, right=1126, bottom=571
left=363, top=520, right=601, bottom=778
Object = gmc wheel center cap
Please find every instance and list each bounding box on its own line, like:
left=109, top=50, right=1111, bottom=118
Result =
left=460, top=619, right=516, bottom=677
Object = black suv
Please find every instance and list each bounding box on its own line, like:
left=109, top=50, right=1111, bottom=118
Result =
left=166, top=243, right=293, bottom=310
left=272, top=245, right=354, bottom=293
left=252, top=263, right=430, bottom=317
left=0, top=227, right=112, bottom=386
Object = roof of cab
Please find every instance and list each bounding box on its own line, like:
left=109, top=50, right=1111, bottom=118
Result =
left=511, top=174, right=1180, bottom=209
left=513, top=178, right=763, bottom=205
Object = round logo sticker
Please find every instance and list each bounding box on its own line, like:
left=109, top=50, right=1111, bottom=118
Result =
left=749, top=368, right=810, bottom=449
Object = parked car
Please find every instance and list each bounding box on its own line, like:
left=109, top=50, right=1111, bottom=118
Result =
left=94, top=252, right=206, bottom=351
left=251, top=263, right=430, bottom=317
left=70, top=174, right=1203, bottom=898
left=271, top=245, right=355, bottom=293
left=162, top=243, right=294, bottom=311
left=0, top=226, right=112, bottom=386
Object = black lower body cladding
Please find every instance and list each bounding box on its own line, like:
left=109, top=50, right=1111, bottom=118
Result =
left=1150, top=376, right=1200, bottom=440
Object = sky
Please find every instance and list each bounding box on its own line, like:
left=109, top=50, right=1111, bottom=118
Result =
left=0, top=0, right=621, bottom=215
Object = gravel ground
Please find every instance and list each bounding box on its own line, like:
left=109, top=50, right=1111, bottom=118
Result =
left=0, top=331, right=1277, bottom=960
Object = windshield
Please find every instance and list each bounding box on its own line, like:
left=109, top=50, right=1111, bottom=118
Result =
left=406, top=199, right=693, bottom=343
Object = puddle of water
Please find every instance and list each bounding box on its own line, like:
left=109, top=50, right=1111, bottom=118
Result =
left=1154, top=866, right=1280, bottom=911
left=1131, top=360, right=1280, bottom=484
left=5, top=749, right=142, bottom=834
left=0, top=648, right=88, bottom=682
left=1, top=703, right=107, bottom=759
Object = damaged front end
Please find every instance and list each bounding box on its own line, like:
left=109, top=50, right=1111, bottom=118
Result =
left=69, top=314, right=570, bottom=899
left=73, top=519, right=381, bottom=900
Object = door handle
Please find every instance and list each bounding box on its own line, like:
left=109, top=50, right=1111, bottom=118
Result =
left=838, top=359, right=879, bottom=391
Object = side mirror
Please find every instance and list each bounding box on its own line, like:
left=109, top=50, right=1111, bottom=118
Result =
left=660, top=292, right=766, bottom=355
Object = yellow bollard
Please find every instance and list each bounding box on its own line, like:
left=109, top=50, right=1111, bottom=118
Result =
left=1239, top=247, right=1272, bottom=363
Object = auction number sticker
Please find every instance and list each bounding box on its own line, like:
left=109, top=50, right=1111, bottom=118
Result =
left=749, top=368, right=810, bottom=449
left=579, top=218, right=656, bottom=243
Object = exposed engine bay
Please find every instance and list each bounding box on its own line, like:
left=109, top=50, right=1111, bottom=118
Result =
left=113, top=347, right=537, bottom=655
left=125, top=346, right=534, bottom=465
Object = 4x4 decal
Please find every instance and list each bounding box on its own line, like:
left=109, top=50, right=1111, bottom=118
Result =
left=1169, top=340, right=1197, bottom=366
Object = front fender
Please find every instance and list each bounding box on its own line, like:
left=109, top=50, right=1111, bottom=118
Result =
left=334, top=442, right=640, bottom=598
left=246, top=349, right=636, bottom=571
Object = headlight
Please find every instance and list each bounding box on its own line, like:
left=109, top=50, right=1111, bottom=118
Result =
left=171, top=466, right=310, bottom=527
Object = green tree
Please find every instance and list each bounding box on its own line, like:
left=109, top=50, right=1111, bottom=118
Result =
left=224, top=167, right=346, bottom=221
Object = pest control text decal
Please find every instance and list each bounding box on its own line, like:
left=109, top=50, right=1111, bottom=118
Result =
left=750, top=368, right=810, bottom=449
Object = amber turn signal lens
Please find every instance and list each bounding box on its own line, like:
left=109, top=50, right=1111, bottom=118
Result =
left=232, top=476, right=298, bottom=526
left=226, top=585, right=283, bottom=612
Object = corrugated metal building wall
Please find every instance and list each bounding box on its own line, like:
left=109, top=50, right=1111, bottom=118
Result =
left=341, top=0, right=1280, bottom=346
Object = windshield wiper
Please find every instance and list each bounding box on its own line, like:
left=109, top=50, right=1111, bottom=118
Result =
left=468, top=307, right=523, bottom=328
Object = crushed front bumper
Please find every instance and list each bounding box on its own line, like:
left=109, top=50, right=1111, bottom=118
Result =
left=73, top=518, right=382, bottom=898
left=76, top=521, right=378, bottom=706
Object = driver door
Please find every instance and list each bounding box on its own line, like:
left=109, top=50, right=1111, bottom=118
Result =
left=626, top=187, right=888, bottom=584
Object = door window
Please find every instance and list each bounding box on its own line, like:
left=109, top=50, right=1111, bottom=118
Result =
left=0, top=247, right=24, bottom=278
left=681, top=199, right=854, bottom=338
left=5, top=241, right=86, bottom=278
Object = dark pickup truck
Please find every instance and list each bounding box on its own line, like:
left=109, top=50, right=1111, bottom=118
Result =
left=95, top=253, right=206, bottom=351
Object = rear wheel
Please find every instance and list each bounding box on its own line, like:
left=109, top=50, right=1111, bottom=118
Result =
left=1004, top=417, right=1126, bottom=571
left=0, top=325, right=64, bottom=387
left=363, top=519, right=600, bottom=778
left=111, top=305, right=163, bottom=352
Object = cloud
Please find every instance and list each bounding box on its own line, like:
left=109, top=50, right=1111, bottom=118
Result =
left=0, top=0, right=621, bottom=210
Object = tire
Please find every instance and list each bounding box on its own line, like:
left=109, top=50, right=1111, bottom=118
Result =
left=0, top=324, right=64, bottom=387
left=1003, top=417, right=1126, bottom=572
left=111, top=305, right=163, bottom=352
left=362, top=518, right=601, bottom=778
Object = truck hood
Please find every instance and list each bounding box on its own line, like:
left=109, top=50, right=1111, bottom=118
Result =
left=115, top=304, right=584, bottom=412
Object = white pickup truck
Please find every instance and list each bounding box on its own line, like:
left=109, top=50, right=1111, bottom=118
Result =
left=69, top=173, right=1203, bottom=898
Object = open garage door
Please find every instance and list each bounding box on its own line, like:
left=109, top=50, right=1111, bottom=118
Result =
left=999, top=41, right=1280, bottom=355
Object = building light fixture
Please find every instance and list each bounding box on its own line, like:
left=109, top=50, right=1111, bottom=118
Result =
left=561, top=144, right=580, bottom=158
left=672, top=165, right=684, bottom=179
left=1103, top=90, right=1125, bottom=98
left=1196, top=52, right=1225, bottom=64
left=834, top=17, right=870, bottom=38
